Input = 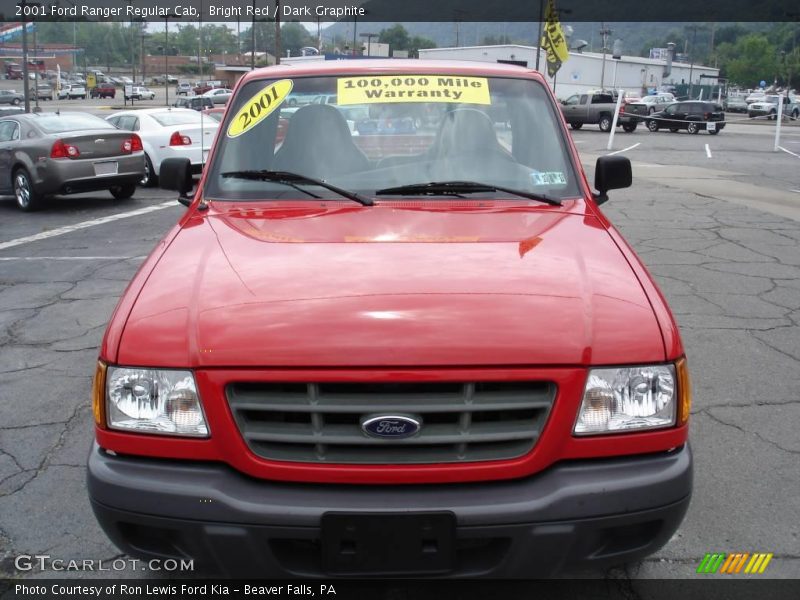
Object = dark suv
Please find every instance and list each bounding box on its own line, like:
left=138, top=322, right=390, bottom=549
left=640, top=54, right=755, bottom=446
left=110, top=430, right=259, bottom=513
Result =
left=646, top=101, right=725, bottom=134
left=90, top=83, right=116, bottom=99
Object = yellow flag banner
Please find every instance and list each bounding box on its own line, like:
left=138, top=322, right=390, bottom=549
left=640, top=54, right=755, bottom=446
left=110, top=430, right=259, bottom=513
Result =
left=540, top=0, right=570, bottom=78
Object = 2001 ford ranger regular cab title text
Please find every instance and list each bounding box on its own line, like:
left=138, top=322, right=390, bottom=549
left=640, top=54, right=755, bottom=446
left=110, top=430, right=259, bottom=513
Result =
left=88, top=60, right=692, bottom=577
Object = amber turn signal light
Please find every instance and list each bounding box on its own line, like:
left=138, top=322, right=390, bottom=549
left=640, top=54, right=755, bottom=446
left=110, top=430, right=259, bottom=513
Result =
left=92, top=361, right=107, bottom=428
left=676, top=357, right=691, bottom=426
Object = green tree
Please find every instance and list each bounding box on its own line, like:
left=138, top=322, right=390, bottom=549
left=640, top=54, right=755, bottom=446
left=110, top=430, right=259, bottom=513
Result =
left=719, top=34, right=779, bottom=88
left=379, top=24, right=410, bottom=53
left=281, top=22, right=314, bottom=57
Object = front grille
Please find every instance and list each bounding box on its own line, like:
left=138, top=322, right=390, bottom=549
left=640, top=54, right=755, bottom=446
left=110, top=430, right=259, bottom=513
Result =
left=226, top=381, right=556, bottom=464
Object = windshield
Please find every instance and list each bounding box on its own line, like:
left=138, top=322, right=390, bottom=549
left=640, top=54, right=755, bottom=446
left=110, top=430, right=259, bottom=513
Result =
left=205, top=74, right=580, bottom=202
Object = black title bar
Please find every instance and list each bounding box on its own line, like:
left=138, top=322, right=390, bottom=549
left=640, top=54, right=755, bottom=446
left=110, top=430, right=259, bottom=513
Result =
left=1, top=0, right=800, bottom=22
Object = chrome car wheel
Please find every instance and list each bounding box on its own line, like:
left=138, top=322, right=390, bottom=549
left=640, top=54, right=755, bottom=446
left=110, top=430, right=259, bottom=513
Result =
left=14, top=169, right=39, bottom=211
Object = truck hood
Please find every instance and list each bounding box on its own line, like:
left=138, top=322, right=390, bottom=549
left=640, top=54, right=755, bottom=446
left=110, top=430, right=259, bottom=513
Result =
left=118, top=203, right=665, bottom=367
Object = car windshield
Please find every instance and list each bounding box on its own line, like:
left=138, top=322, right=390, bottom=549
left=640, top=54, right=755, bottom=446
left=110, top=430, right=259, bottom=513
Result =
left=205, top=74, right=580, bottom=202
left=34, top=114, right=115, bottom=133
left=150, top=111, right=204, bottom=126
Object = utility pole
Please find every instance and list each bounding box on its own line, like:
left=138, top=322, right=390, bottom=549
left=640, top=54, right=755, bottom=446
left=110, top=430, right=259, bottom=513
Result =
left=250, top=0, right=256, bottom=69
left=535, top=0, right=544, bottom=71
left=140, top=31, right=147, bottom=84
left=33, top=20, right=39, bottom=112
left=688, top=25, right=698, bottom=99
left=17, top=1, right=31, bottom=113
left=275, top=0, right=282, bottom=64
left=599, top=23, right=612, bottom=90
left=352, top=15, right=357, bottom=57
left=162, top=14, right=172, bottom=107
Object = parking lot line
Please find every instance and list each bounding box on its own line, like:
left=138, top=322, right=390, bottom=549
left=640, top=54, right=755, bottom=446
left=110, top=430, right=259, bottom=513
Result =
left=777, top=146, right=800, bottom=158
left=705, top=144, right=712, bottom=158
left=0, top=201, right=175, bottom=252
left=606, top=142, right=640, bottom=156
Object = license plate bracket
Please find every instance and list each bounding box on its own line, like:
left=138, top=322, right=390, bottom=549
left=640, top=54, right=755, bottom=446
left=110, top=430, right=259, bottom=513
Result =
left=321, top=512, right=455, bottom=576
left=93, top=161, right=119, bottom=176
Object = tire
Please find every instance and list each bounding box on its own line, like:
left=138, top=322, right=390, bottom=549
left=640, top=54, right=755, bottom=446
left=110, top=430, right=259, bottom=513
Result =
left=110, top=184, right=136, bottom=200
left=792, top=110, right=799, bottom=121
left=769, top=110, right=776, bottom=120
left=647, top=119, right=659, bottom=132
left=648, top=107, right=655, bottom=115
left=13, top=168, right=41, bottom=212
left=569, top=122, right=583, bottom=130
left=669, top=127, right=679, bottom=132
left=687, top=122, right=699, bottom=134
left=12, top=98, right=20, bottom=105
left=287, top=98, right=298, bottom=106
left=622, top=123, right=637, bottom=133
left=598, top=114, right=612, bottom=132
left=140, top=154, right=157, bottom=187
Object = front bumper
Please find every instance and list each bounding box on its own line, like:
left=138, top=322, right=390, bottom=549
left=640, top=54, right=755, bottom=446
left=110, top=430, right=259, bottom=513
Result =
left=88, top=443, right=692, bottom=577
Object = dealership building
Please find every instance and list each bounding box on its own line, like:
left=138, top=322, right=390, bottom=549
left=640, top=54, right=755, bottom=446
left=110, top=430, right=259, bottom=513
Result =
left=418, top=44, right=720, bottom=99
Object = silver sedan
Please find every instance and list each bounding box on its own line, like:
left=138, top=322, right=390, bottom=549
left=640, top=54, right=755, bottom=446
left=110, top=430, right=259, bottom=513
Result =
left=0, top=112, right=145, bottom=211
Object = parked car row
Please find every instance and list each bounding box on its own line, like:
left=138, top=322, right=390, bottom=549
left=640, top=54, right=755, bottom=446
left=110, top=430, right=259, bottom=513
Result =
left=0, top=112, right=145, bottom=211
left=1, top=106, right=219, bottom=210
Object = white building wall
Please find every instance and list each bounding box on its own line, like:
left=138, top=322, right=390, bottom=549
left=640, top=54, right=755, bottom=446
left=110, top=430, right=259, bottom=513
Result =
left=419, top=45, right=720, bottom=99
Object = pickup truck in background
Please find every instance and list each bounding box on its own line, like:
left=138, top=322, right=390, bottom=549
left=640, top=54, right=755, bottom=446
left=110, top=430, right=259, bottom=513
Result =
left=559, top=90, right=644, bottom=132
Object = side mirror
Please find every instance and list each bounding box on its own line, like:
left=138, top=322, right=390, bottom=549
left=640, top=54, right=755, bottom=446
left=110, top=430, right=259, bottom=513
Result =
left=159, top=157, right=194, bottom=206
left=594, top=155, right=632, bottom=205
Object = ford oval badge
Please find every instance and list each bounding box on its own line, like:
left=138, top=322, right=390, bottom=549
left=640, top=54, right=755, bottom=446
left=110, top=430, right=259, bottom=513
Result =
left=361, top=415, right=421, bottom=439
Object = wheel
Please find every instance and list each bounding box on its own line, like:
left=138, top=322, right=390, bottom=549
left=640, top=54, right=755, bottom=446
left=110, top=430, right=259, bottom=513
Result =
left=81, top=95, right=86, bottom=99
left=140, top=154, right=157, bottom=187
left=13, top=168, right=41, bottom=211
left=647, top=119, right=659, bottom=132
left=708, top=129, right=719, bottom=135
left=687, top=122, right=699, bottom=134
left=110, top=184, right=136, bottom=199
left=598, top=114, right=612, bottom=132
left=648, top=107, right=655, bottom=114
left=569, top=122, right=583, bottom=130
left=12, top=98, right=20, bottom=105
left=769, top=110, right=776, bottom=120
left=792, top=110, right=799, bottom=121
left=287, top=98, right=298, bottom=106
left=622, top=123, right=637, bottom=133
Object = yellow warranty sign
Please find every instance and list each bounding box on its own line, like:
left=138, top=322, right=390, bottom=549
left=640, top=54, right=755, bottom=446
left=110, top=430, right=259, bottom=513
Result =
left=337, top=75, right=490, bottom=105
left=227, top=79, right=293, bottom=138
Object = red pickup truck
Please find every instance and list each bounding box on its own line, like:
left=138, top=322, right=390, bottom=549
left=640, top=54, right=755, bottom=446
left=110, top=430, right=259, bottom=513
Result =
left=90, top=83, right=116, bottom=99
left=89, top=60, right=692, bottom=577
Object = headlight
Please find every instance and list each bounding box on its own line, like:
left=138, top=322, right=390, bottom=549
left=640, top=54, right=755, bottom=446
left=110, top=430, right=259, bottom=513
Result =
left=106, top=367, right=209, bottom=437
left=574, top=364, right=676, bottom=435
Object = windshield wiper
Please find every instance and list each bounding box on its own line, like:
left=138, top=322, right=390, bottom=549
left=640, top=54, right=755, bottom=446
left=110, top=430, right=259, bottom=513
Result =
left=221, top=170, right=374, bottom=206
left=375, top=181, right=562, bottom=206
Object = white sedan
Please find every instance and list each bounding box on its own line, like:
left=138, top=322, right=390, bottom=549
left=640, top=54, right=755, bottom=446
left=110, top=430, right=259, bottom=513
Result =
left=106, top=108, right=218, bottom=187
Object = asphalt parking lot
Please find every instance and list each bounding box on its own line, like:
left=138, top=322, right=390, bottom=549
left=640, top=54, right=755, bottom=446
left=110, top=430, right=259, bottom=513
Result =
left=0, top=112, right=798, bottom=582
